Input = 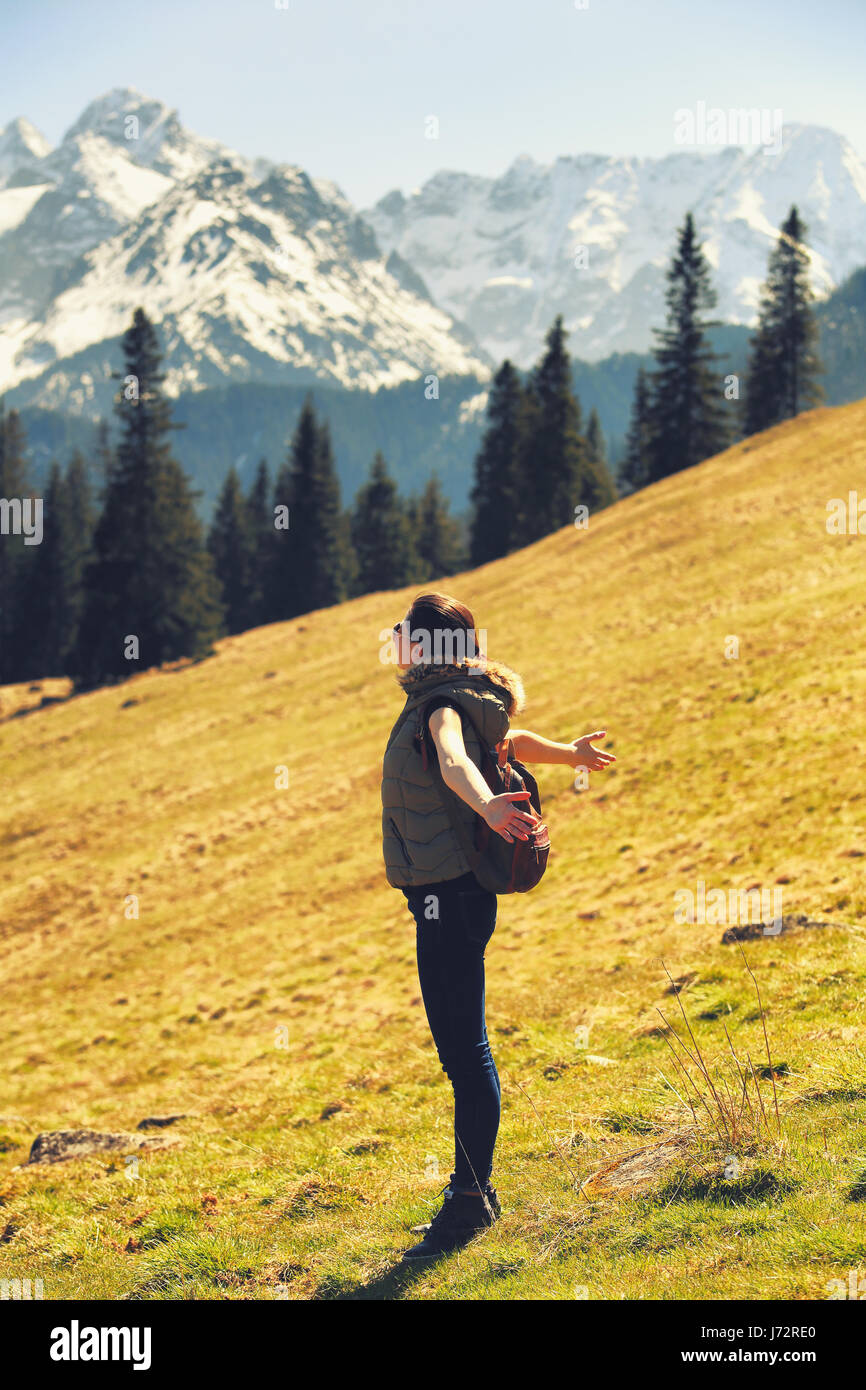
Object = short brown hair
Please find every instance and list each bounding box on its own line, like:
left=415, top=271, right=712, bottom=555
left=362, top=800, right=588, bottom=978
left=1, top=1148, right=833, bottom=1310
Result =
left=403, top=591, right=483, bottom=664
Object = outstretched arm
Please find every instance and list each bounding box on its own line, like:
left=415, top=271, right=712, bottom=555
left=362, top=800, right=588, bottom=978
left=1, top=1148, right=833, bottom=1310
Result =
left=507, top=728, right=616, bottom=771
left=429, top=706, right=542, bottom=842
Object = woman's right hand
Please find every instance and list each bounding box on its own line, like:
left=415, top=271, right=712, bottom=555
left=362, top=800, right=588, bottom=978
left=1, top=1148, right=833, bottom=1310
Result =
left=483, top=791, right=542, bottom=843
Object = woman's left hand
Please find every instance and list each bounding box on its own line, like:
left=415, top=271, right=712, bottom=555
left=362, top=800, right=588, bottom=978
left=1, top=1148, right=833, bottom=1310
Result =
left=570, top=731, right=616, bottom=771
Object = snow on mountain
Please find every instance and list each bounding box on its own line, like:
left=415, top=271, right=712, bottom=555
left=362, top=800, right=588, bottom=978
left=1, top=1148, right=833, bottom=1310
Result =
left=365, top=125, right=866, bottom=364
left=0, top=182, right=52, bottom=237
left=16, top=135, right=172, bottom=267
left=3, top=91, right=864, bottom=410
left=0, top=88, right=488, bottom=409
left=0, top=86, right=254, bottom=293
left=58, top=87, right=258, bottom=183
left=0, top=116, right=52, bottom=187
left=1, top=153, right=489, bottom=410
left=0, top=130, right=174, bottom=355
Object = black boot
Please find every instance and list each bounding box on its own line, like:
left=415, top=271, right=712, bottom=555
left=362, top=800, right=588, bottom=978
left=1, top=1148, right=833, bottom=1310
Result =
left=409, top=1182, right=501, bottom=1233
left=402, top=1185, right=500, bottom=1261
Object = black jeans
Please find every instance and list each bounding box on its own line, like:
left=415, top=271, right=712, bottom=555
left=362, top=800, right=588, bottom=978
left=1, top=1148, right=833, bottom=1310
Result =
left=402, top=872, right=501, bottom=1192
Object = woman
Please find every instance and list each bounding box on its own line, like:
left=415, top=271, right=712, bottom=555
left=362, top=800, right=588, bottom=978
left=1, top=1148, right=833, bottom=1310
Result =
left=382, top=591, right=615, bottom=1261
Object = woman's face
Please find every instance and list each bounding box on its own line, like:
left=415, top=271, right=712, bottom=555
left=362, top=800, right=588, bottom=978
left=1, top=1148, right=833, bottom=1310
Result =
left=390, top=614, right=480, bottom=669
left=391, top=615, right=421, bottom=670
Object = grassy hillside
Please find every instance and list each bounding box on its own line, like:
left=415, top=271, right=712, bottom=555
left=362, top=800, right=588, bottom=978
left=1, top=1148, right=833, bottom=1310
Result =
left=2, top=399, right=866, bottom=1301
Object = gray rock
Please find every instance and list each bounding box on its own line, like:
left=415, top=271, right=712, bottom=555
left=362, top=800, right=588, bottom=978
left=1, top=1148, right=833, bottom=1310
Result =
left=26, top=1128, right=173, bottom=1165
left=721, top=912, right=839, bottom=944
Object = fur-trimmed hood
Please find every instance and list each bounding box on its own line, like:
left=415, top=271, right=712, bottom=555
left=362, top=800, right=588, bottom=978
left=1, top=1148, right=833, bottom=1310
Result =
left=395, top=654, right=526, bottom=719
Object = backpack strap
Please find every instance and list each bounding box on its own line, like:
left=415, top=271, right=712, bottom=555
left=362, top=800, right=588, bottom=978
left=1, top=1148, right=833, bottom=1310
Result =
left=415, top=696, right=494, bottom=875
left=414, top=695, right=462, bottom=772
left=496, top=736, right=514, bottom=768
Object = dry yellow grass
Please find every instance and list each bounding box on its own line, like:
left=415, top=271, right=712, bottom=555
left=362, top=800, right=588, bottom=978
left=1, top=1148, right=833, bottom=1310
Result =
left=2, top=399, right=866, bottom=1300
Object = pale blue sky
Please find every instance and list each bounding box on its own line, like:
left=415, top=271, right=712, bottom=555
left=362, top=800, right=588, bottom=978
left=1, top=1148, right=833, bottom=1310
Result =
left=2, top=0, right=864, bottom=206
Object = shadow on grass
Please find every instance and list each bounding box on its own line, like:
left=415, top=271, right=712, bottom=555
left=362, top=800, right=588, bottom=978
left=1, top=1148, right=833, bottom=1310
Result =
left=314, top=1258, right=440, bottom=1301
left=598, top=1110, right=659, bottom=1135
left=845, top=1166, right=866, bottom=1202
left=655, top=1167, right=798, bottom=1207
left=797, top=1086, right=866, bottom=1106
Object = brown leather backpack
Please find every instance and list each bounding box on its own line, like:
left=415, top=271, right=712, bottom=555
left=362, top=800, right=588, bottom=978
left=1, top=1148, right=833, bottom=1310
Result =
left=415, top=698, right=550, bottom=894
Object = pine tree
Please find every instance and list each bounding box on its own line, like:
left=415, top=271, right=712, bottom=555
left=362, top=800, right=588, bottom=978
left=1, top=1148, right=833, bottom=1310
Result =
left=269, top=398, right=349, bottom=620
left=60, top=451, right=95, bottom=666
left=270, top=453, right=293, bottom=621
left=72, top=308, right=223, bottom=687
left=21, top=461, right=63, bottom=677
left=404, top=493, right=427, bottom=583
left=315, top=421, right=354, bottom=604
left=618, top=368, right=652, bottom=495
left=0, top=404, right=31, bottom=683
left=520, top=318, right=594, bottom=541
left=93, top=417, right=114, bottom=496
left=645, top=214, right=729, bottom=482
left=745, top=206, right=824, bottom=435
left=585, top=409, right=605, bottom=469
left=413, top=473, right=464, bottom=579
left=584, top=407, right=618, bottom=509
left=405, top=492, right=420, bottom=545
left=208, top=466, right=256, bottom=635
left=245, top=458, right=272, bottom=625
left=336, top=505, right=360, bottom=599
left=469, top=360, right=526, bottom=565
left=22, top=452, right=94, bottom=678
left=350, top=452, right=417, bottom=595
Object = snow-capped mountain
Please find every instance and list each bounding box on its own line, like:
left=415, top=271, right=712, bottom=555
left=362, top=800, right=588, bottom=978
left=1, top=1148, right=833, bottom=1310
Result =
left=0, top=91, right=245, bottom=296
left=0, top=117, right=52, bottom=185
left=365, top=125, right=866, bottom=364
left=57, top=89, right=266, bottom=184
left=0, top=88, right=489, bottom=410
left=2, top=89, right=865, bottom=413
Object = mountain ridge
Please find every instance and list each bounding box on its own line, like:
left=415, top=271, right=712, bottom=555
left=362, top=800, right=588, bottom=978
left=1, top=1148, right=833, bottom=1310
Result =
left=365, top=123, right=866, bottom=364
left=0, top=87, right=490, bottom=402
left=1, top=90, right=864, bottom=420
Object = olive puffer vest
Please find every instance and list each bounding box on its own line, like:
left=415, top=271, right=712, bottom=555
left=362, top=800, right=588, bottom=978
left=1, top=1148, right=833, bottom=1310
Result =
left=381, top=655, right=526, bottom=889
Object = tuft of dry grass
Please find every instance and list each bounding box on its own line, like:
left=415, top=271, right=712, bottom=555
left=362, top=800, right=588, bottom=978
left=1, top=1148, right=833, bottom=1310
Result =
left=655, top=950, right=782, bottom=1149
